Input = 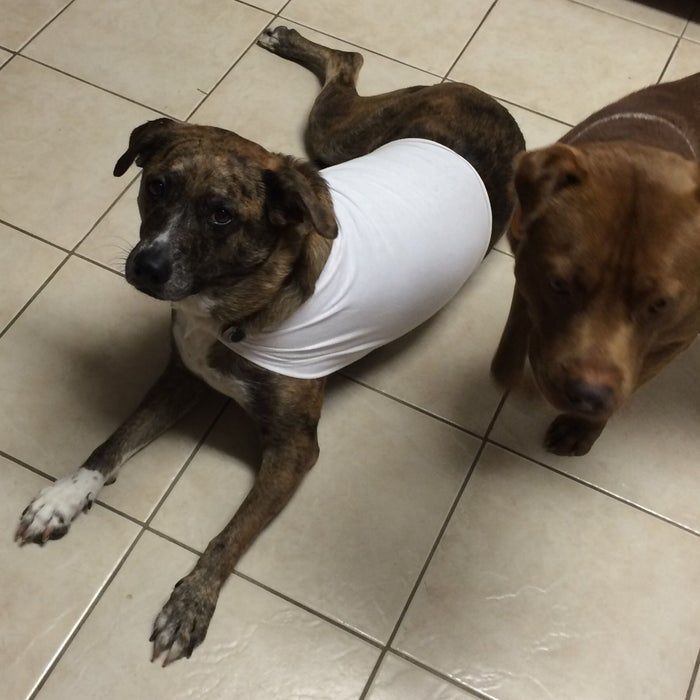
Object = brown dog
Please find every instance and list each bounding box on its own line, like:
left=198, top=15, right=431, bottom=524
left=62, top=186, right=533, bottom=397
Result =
left=492, top=72, right=700, bottom=456
left=16, top=27, right=524, bottom=664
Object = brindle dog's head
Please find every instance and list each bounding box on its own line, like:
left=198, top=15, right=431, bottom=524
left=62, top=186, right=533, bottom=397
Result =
left=494, top=142, right=700, bottom=422
left=114, top=118, right=336, bottom=303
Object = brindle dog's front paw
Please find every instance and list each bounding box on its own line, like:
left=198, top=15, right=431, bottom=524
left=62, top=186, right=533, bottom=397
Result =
left=15, top=469, right=103, bottom=545
left=150, top=571, right=218, bottom=666
left=545, top=414, right=605, bottom=456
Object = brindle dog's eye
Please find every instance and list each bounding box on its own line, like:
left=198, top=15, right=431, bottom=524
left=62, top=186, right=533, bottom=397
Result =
left=147, top=177, right=166, bottom=197
left=548, top=275, right=571, bottom=296
left=211, top=208, right=233, bottom=226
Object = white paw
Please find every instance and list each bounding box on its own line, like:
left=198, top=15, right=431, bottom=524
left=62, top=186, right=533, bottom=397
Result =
left=15, top=469, right=105, bottom=545
left=256, top=27, right=280, bottom=50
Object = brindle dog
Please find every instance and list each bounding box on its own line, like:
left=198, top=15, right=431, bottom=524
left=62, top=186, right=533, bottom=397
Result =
left=16, top=27, right=524, bottom=664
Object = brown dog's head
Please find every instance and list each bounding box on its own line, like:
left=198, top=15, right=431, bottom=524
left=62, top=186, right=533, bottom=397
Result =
left=496, top=141, right=700, bottom=421
left=114, top=118, right=337, bottom=302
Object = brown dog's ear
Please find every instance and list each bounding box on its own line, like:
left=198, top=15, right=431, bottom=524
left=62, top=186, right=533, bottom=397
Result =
left=263, top=164, right=338, bottom=239
left=513, top=144, right=587, bottom=233
left=113, top=118, right=179, bottom=177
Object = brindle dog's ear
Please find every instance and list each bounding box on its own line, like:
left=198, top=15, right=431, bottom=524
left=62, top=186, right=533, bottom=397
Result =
left=263, top=165, right=338, bottom=239
left=113, top=118, right=179, bottom=177
left=513, top=144, right=587, bottom=234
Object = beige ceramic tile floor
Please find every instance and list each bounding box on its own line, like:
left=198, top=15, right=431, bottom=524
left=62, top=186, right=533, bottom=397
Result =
left=0, top=1, right=698, bottom=698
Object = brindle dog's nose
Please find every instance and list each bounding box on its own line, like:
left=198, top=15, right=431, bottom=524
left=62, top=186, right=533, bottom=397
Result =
left=132, top=250, right=172, bottom=286
left=565, top=379, right=613, bottom=415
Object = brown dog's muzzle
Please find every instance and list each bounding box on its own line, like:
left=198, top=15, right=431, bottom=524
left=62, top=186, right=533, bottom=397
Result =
left=533, top=347, right=625, bottom=419
left=562, top=377, right=615, bottom=416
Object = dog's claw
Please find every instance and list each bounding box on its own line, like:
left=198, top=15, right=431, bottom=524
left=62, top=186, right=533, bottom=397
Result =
left=149, top=573, right=217, bottom=666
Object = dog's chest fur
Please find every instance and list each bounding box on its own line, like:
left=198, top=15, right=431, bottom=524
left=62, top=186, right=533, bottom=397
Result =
left=172, top=296, right=251, bottom=409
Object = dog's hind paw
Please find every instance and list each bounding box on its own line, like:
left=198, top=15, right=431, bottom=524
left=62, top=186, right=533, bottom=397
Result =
left=257, top=26, right=283, bottom=50
left=150, top=571, right=218, bottom=666
left=256, top=26, right=300, bottom=53
left=15, top=468, right=104, bottom=545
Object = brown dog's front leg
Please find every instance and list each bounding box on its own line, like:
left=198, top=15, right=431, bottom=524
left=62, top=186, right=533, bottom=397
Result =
left=150, top=383, right=323, bottom=665
left=16, top=357, right=207, bottom=544
left=491, top=286, right=531, bottom=389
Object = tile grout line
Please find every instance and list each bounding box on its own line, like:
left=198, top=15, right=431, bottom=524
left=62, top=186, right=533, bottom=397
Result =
left=657, top=33, right=687, bottom=84
left=139, top=399, right=230, bottom=527
left=0, top=217, right=71, bottom=255
left=442, top=0, right=499, bottom=82
left=496, top=96, right=574, bottom=128
left=0, top=170, right=140, bottom=342
left=389, top=649, right=498, bottom=700
left=28, top=533, right=149, bottom=699
left=657, top=0, right=698, bottom=83
left=686, top=646, right=700, bottom=700
left=7, top=0, right=294, bottom=122
left=186, top=1, right=293, bottom=122
left=28, top=399, right=230, bottom=699
left=341, top=374, right=489, bottom=442
left=71, top=252, right=125, bottom=278
left=9, top=2, right=177, bottom=121
left=233, top=569, right=384, bottom=650
left=144, top=523, right=385, bottom=649
left=491, top=245, right=514, bottom=259
left=69, top=173, right=141, bottom=250
left=444, top=74, right=576, bottom=128
left=487, top=437, right=700, bottom=537
left=234, top=0, right=283, bottom=15
left=16, top=0, right=79, bottom=53
left=358, top=392, right=509, bottom=699
left=0, top=448, right=60, bottom=482
left=18, top=54, right=176, bottom=118
left=0, top=255, right=71, bottom=342
left=569, top=0, right=694, bottom=38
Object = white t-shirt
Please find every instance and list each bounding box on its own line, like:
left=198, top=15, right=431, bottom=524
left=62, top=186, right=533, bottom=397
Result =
left=228, top=138, right=491, bottom=379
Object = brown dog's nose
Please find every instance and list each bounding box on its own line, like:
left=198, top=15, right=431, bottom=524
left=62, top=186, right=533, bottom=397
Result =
left=132, top=250, right=172, bottom=287
left=564, top=379, right=613, bottom=415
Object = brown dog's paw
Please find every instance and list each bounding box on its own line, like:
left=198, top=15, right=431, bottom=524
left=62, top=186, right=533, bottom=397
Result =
left=150, top=572, right=218, bottom=666
left=544, top=414, right=604, bottom=456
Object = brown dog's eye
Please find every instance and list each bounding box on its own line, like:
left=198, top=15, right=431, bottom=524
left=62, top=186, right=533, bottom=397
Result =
left=147, top=178, right=166, bottom=197
left=548, top=275, right=571, bottom=296
left=211, top=208, right=233, bottom=226
left=647, top=297, right=669, bottom=316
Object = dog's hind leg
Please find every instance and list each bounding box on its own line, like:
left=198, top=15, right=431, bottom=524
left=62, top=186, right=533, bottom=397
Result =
left=258, top=25, right=432, bottom=166
left=257, top=25, right=363, bottom=88
left=15, top=358, right=207, bottom=544
left=258, top=25, right=384, bottom=165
